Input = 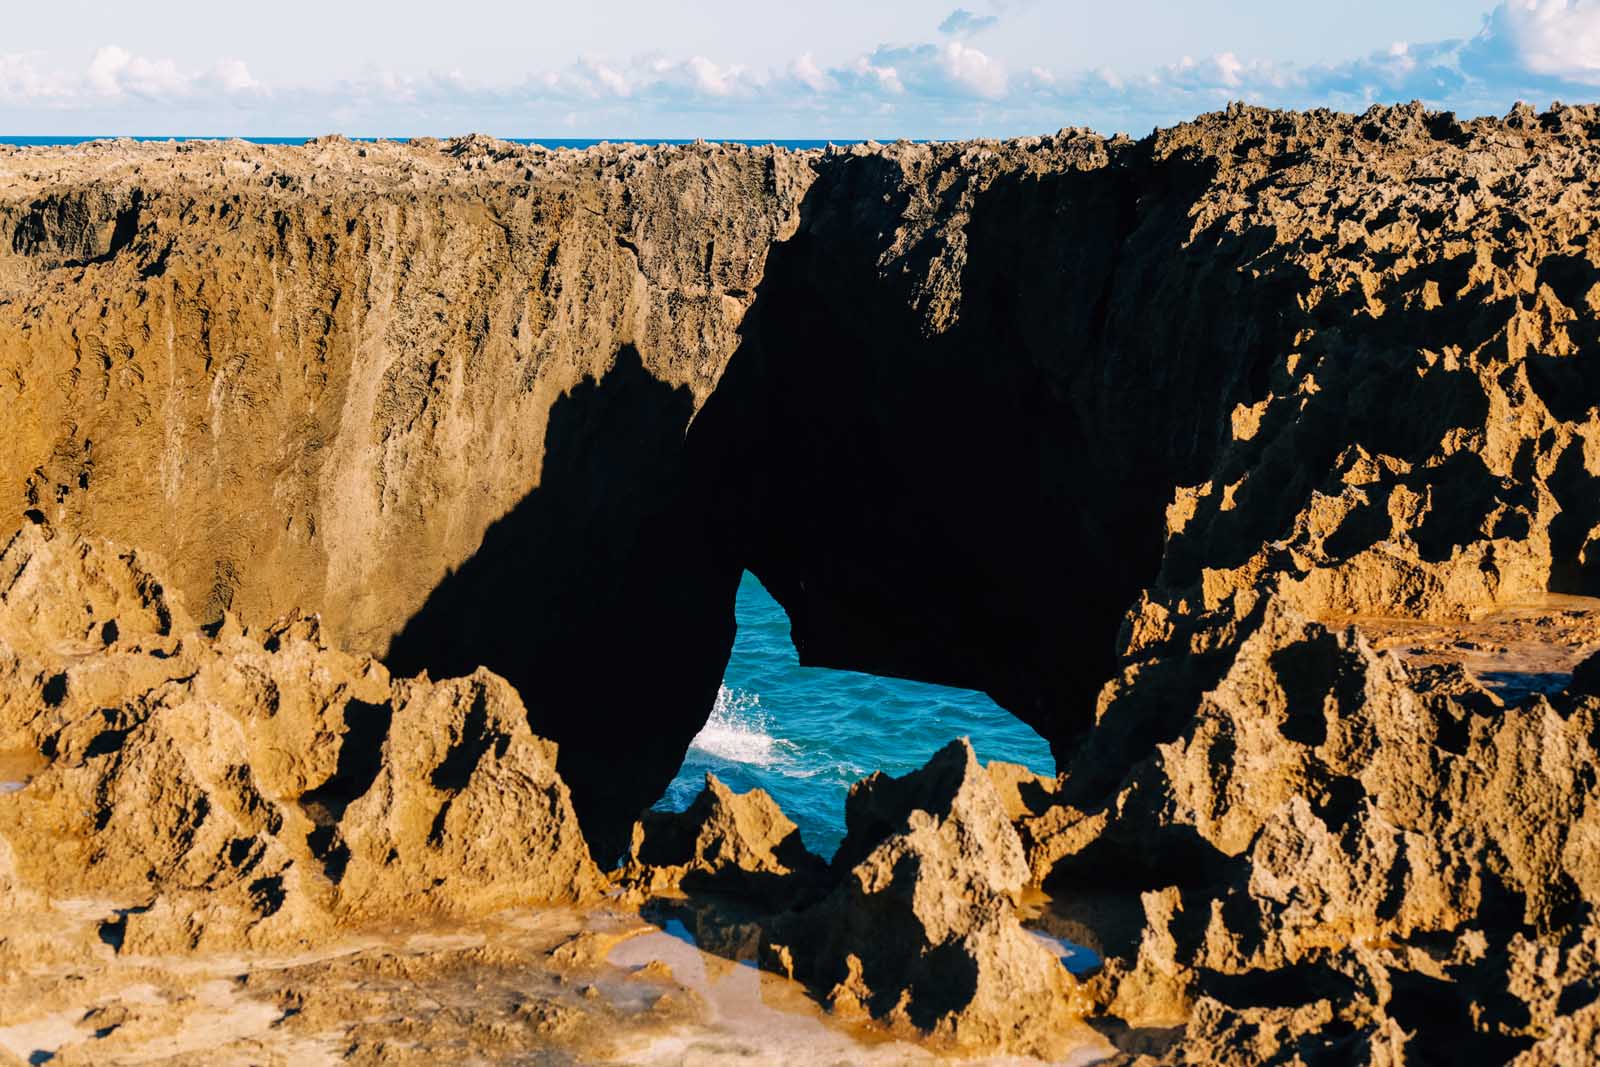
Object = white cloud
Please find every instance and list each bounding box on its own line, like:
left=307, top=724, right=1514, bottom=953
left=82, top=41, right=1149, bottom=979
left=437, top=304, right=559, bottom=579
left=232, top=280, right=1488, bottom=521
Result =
left=538, top=58, right=630, bottom=99
left=939, top=9, right=1000, bottom=38
left=791, top=53, right=832, bottom=93
left=855, top=42, right=1007, bottom=101
left=941, top=42, right=1007, bottom=97
left=1212, top=53, right=1244, bottom=88
left=87, top=46, right=187, bottom=97
left=79, top=45, right=263, bottom=101
left=1493, top=0, right=1600, bottom=82
left=587, top=60, right=631, bottom=98
left=843, top=55, right=905, bottom=96
left=212, top=59, right=261, bottom=95
left=684, top=56, right=741, bottom=97
left=0, top=53, right=64, bottom=105
left=6, top=6, right=1600, bottom=139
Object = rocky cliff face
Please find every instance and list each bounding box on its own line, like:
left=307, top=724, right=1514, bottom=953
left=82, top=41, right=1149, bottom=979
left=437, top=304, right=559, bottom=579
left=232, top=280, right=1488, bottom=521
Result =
left=0, top=135, right=813, bottom=852
left=6, top=105, right=1600, bottom=867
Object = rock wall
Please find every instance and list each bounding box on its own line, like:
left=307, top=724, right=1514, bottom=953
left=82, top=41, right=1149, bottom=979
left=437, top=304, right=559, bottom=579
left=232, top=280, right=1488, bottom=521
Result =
left=8, top=104, right=1600, bottom=857
left=0, top=135, right=813, bottom=852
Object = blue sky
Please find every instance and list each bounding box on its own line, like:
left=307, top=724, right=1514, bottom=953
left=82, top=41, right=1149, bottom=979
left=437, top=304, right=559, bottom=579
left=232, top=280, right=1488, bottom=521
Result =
left=3, top=1, right=1600, bottom=137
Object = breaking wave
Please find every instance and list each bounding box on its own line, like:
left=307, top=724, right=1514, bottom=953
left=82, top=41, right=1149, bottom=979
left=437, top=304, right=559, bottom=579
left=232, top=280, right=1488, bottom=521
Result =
left=655, top=572, right=1055, bottom=858
left=687, top=686, right=795, bottom=768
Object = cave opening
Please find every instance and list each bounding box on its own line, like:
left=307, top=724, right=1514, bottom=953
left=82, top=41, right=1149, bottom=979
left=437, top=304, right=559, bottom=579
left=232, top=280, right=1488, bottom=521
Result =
left=651, top=569, right=1056, bottom=858
left=383, top=148, right=1251, bottom=865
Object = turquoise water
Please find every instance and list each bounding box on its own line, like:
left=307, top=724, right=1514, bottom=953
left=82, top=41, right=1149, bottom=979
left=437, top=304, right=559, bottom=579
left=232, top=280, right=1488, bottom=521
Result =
left=655, top=572, right=1055, bottom=858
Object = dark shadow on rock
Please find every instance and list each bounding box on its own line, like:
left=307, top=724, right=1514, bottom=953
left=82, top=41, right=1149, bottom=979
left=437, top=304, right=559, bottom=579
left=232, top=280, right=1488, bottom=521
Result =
left=1197, top=962, right=1359, bottom=1012
left=1548, top=442, right=1600, bottom=596
left=686, top=145, right=1266, bottom=769
left=1088, top=1018, right=1186, bottom=1059
left=1385, top=968, right=1531, bottom=1066
left=386, top=344, right=741, bottom=862
left=430, top=688, right=496, bottom=792
left=8, top=187, right=143, bottom=266
left=96, top=903, right=152, bottom=954
left=299, top=696, right=391, bottom=884
left=1566, top=648, right=1600, bottom=698
left=1044, top=820, right=1235, bottom=902
left=301, top=698, right=393, bottom=823
left=1529, top=353, right=1600, bottom=424
left=1409, top=450, right=1533, bottom=564
left=908, top=939, right=981, bottom=1028
left=385, top=132, right=1361, bottom=860
left=1271, top=640, right=1339, bottom=747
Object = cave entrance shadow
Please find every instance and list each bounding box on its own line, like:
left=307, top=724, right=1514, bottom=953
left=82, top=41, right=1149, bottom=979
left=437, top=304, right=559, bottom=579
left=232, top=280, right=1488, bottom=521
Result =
left=683, top=144, right=1246, bottom=774
left=383, top=133, right=1276, bottom=872
left=385, top=344, right=740, bottom=863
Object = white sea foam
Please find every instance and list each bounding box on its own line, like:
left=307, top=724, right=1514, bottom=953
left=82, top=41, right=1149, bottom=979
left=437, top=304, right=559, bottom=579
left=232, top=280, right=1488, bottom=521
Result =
left=688, top=686, right=794, bottom=768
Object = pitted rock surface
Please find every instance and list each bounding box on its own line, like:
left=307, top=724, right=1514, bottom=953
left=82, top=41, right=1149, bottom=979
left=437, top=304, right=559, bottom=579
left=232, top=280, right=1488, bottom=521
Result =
left=0, top=521, right=601, bottom=956
left=768, top=740, right=1089, bottom=1058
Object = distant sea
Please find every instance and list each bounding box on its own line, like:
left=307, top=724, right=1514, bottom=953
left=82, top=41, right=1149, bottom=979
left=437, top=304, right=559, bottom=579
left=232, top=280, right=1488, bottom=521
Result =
left=0, top=136, right=842, bottom=149
left=656, top=572, right=1056, bottom=858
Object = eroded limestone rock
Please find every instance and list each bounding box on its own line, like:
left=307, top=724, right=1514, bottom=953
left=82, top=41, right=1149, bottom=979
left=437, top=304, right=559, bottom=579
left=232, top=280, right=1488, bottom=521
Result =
left=617, top=772, right=825, bottom=901
left=1038, top=595, right=1600, bottom=1063
left=14, top=105, right=1600, bottom=866
left=767, top=740, right=1088, bottom=1058
left=0, top=523, right=602, bottom=953
left=11, top=103, right=1600, bottom=1061
left=336, top=669, right=604, bottom=917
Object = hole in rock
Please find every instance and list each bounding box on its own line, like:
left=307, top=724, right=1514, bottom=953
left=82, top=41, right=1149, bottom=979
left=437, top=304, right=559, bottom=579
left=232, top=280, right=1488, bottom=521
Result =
left=651, top=572, right=1056, bottom=859
left=96, top=917, right=125, bottom=952
left=95, top=903, right=150, bottom=953
left=430, top=688, right=496, bottom=793
left=248, top=875, right=287, bottom=918
left=41, top=673, right=67, bottom=708
left=306, top=824, right=350, bottom=884
left=299, top=698, right=393, bottom=824
left=1026, top=929, right=1103, bottom=977
left=83, top=720, right=132, bottom=759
